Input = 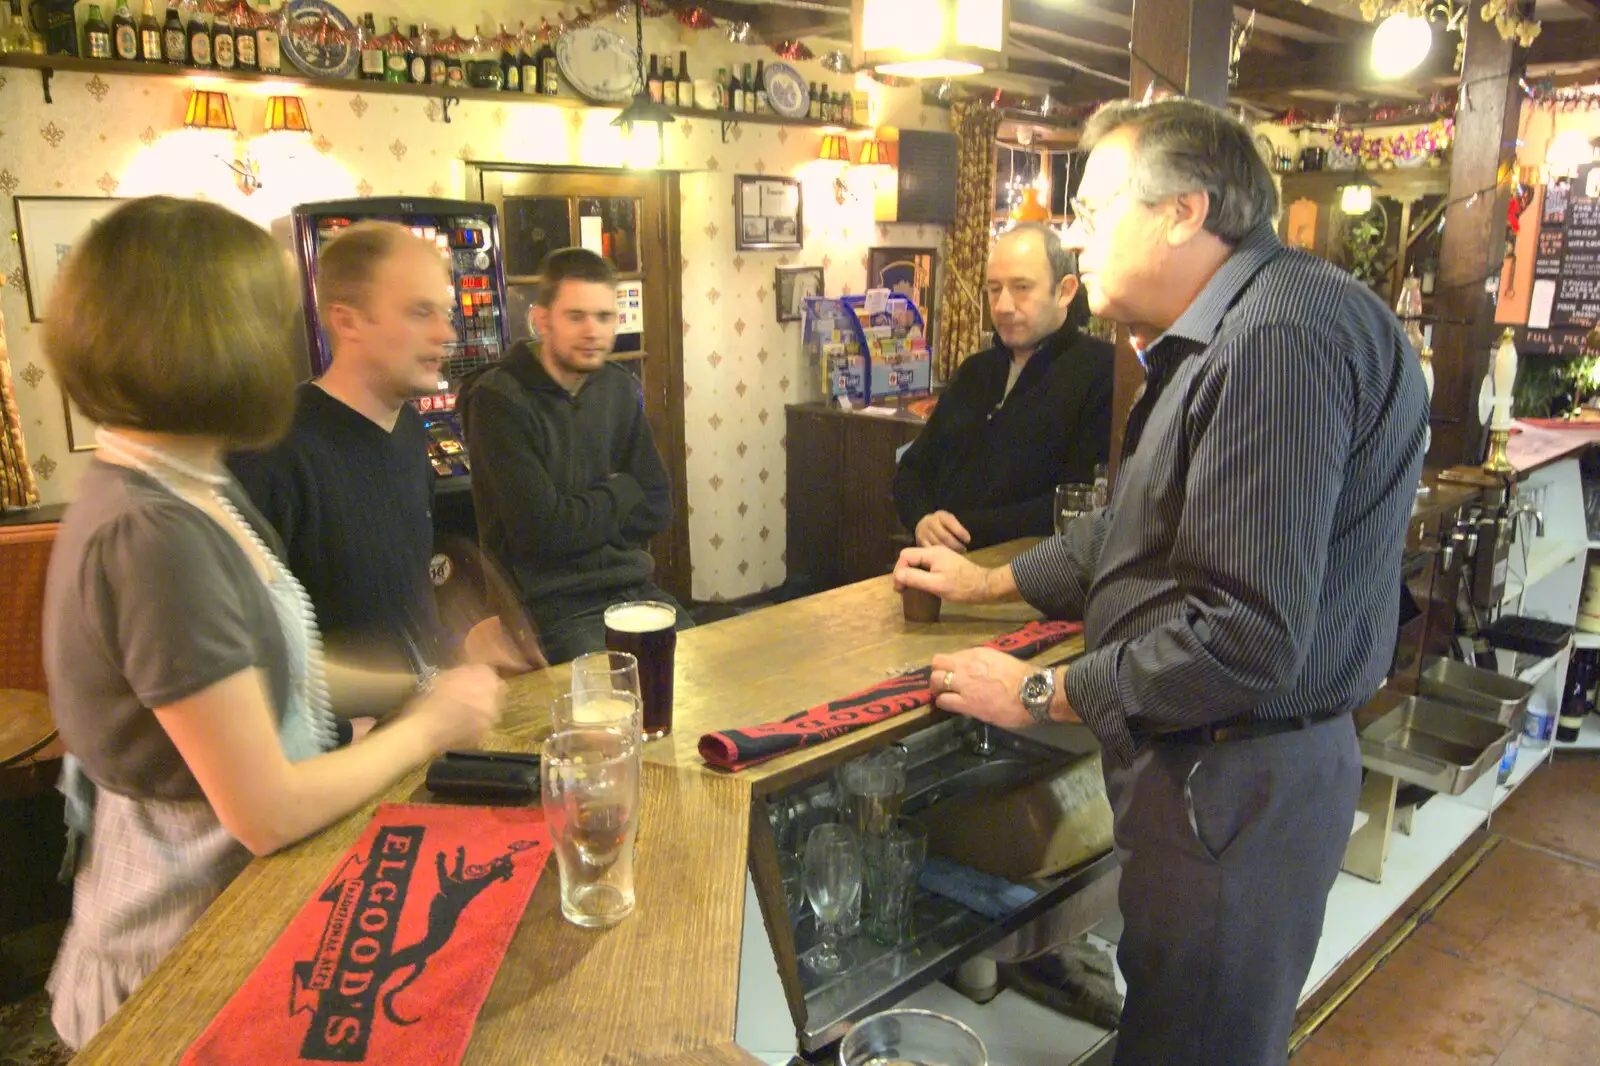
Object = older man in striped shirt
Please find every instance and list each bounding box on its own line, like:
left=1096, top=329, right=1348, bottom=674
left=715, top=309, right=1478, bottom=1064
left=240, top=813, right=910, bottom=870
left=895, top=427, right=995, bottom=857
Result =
left=895, top=99, right=1428, bottom=1065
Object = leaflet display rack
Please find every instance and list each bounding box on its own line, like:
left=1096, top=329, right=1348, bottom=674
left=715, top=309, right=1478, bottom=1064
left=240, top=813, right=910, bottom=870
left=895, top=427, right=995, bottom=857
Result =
left=802, top=293, right=931, bottom=407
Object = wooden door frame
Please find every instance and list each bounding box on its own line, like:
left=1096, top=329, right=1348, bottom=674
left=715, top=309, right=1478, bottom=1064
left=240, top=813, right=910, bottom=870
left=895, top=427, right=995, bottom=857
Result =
left=465, top=163, right=692, bottom=604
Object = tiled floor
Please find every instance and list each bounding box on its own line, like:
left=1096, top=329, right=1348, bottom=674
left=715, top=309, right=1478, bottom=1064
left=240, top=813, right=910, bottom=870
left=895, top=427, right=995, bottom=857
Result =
left=1294, top=755, right=1600, bottom=1065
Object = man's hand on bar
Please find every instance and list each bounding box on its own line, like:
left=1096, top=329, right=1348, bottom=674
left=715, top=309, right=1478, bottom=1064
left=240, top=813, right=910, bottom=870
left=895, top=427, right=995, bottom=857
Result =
left=914, top=510, right=972, bottom=552
left=930, top=647, right=1080, bottom=727
left=894, top=545, right=1009, bottom=603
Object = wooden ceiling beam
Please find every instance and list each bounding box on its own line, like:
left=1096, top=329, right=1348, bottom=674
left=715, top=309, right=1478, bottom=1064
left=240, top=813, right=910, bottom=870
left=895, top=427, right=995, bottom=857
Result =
left=1238, top=0, right=1365, bottom=40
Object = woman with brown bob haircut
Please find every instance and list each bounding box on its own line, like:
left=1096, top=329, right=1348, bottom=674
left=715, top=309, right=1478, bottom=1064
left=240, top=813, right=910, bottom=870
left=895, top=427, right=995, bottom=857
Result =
left=39, top=196, right=504, bottom=1049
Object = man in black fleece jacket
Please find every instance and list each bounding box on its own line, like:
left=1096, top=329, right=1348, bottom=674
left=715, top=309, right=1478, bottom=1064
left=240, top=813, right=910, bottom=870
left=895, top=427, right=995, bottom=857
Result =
left=894, top=223, right=1113, bottom=551
left=459, top=248, right=690, bottom=664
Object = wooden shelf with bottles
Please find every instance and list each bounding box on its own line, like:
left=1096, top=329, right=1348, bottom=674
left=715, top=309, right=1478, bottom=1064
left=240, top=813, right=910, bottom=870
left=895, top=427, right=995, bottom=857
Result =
left=659, top=103, right=870, bottom=144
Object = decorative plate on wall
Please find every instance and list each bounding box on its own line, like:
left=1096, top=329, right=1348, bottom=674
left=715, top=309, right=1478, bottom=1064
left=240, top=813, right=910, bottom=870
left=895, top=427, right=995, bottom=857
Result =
left=764, top=62, right=809, bottom=120
left=280, top=0, right=359, bottom=81
left=556, top=26, right=641, bottom=104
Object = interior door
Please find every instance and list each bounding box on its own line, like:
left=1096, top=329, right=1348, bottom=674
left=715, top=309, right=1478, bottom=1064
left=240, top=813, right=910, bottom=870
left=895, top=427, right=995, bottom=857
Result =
left=472, top=166, right=691, bottom=605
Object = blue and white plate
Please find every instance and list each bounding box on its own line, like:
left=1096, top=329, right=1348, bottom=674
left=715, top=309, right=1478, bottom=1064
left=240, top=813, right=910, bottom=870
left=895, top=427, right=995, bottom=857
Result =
left=556, top=26, right=641, bottom=104
left=280, top=0, right=359, bottom=81
left=764, top=62, right=809, bottom=120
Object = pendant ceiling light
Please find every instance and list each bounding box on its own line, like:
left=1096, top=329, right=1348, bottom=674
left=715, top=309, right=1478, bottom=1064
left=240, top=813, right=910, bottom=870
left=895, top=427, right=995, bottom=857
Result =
left=851, top=0, right=1007, bottom=79
left=612, top=0, right=674, bottom=166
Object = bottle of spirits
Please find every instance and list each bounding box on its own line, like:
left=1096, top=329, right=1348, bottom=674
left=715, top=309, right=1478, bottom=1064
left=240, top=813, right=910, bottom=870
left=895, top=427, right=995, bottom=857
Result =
left=753, top=59, right=766, bottom=113
left=661, top=54, right=676, bottom=106
left=421, top=23, right=444, bottom=84
left=518, top=27, right=536, bottom=94
left=740, top=63, right=754, bottom=114
left=535, top=35, right=558, bottom=95
left=359, top=12, right=383, bottom=79
left=677, top=49, right=692, bottom=109
left=444, top=26, right=463, bottom=85
left=729, top=66, right=743, bottom=114
left=712, top=66, right=727, bottom=110
left=1558, top=658, right=1588, bottom=743
left=186, top=4, right=210, bottom=67
left=84, top=4, right=112, bottom=58
left=498, top=24, right=518, bottom=91
left=234, top=6, right=256, bottom=69
left=808, top=82, right=820, bottom=119
left=255, top=0, right=278, bottom=71
left=382, top=16, right=405, bottom=81
left=211, top=7, right=233, bottom=69
left=135, top=0, right=158, bottom=60
left=5, top=0, right=39, bottom=53
left=405, top=22, right=424, bottom=83
left=646, top=53, right=661, bottom=103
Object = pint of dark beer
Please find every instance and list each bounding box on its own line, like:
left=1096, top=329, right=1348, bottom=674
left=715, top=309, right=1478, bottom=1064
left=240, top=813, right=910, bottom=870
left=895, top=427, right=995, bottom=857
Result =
left=604, top=601, right=677, bottom=739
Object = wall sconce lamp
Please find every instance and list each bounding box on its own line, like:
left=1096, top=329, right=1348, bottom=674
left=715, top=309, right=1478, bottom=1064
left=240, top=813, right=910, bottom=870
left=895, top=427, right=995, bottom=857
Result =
left=819, top=132, right=854, bottom=204
left=184, top=89, right=261, bottom=195
left=263, top=95, right=313, bottom=135
left=1340, top=171, right=1376, bottom=215
left=612, top=0, right=675, bottom=167
left=857, top=138, right=890, bottom=167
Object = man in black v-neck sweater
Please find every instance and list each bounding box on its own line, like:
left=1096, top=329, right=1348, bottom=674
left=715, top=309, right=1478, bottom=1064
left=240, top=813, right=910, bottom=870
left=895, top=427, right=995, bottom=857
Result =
left=232, top=222, right=455, bottom=674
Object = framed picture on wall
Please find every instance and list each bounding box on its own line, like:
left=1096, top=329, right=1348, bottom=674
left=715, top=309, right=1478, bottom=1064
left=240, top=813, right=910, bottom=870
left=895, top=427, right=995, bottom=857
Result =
left=774, top=265, right=824, bottom=322
left=867, top=247, right=938, bottom=348
left=14, top=196, right=127, bottom=322
left=735, top=175, right=803, bottom=251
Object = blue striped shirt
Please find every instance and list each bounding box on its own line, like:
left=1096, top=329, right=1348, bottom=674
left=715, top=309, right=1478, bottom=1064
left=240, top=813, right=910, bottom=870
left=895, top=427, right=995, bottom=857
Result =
left=1012, top=223, right=1429, bottom=766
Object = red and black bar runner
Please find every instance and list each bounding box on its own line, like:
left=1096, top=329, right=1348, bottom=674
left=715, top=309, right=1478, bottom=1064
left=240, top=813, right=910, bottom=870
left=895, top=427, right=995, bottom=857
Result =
left=183, top=804, right=550, bottom=1066
left=698, top=620, right=1082, bottom=772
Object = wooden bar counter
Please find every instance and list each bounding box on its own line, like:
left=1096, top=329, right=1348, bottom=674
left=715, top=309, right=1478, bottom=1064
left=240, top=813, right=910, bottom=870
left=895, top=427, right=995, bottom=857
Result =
left=74, top=540, right=1080, bottom=1065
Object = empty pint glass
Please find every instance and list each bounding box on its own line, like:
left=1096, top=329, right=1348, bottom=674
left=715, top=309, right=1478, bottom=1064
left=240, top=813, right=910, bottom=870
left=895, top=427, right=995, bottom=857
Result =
left=541, top=726, right=641, bottom=929
left=604, top=601, right=678, bottom=739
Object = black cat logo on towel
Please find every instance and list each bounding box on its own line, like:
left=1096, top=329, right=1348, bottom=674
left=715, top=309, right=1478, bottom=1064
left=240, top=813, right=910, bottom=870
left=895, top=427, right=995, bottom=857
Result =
left=288, top=827, right=530, bottom=1062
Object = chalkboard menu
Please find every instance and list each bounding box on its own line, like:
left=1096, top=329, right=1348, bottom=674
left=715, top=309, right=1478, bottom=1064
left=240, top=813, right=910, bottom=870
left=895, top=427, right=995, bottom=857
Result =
left=1522, top=167, right=1600, bottom=355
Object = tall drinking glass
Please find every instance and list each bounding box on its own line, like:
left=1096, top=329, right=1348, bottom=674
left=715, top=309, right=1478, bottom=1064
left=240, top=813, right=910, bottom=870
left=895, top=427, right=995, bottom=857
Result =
left=837, top=746, right=907, bottom=839
left=803, top=823, right=862, bottom=975
left=604, top=601, right=678, bottom=740
left=550, top=690, right=642, bottom=745
left=1054, top=483, right=1096, bottom=536
left=541, top=726, right=641, bottom=929
left=862, top=817, right=928, bottom=946
left=571, top=650, right=642, bottom=704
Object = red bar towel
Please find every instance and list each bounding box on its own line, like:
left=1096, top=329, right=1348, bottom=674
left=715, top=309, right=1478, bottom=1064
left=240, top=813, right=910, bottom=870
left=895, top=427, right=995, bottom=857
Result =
left=698, top=620, right=1082, bottom=772
left=182, top=803, right=550, bottom=1066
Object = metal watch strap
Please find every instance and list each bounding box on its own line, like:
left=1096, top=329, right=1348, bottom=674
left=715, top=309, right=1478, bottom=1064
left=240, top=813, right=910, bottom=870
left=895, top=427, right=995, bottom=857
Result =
left=1020, top=667, right=1056, bottom=725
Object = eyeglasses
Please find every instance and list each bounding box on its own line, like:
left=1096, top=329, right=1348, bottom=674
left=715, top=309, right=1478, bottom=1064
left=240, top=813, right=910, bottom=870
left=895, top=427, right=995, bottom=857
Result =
left=1068, top=188, right=1129, bottom=238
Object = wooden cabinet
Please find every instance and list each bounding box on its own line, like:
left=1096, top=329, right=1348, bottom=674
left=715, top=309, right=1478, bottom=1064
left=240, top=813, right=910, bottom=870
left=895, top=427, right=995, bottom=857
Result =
left=785, top=404, right=924, bottom=592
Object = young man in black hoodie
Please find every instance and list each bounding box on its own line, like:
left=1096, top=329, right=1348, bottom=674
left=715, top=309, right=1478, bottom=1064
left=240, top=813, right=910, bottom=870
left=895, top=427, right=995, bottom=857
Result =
left=460, top=248, right=690, bottom=665
left=893, top=222, right=1113, bottom=552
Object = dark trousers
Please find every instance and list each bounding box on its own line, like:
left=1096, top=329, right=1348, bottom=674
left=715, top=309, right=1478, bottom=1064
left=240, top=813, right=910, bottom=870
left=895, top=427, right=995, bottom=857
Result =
left=535, top=584, right=693, bottom=666
left=1106, top=713, right=1361, bottom=1066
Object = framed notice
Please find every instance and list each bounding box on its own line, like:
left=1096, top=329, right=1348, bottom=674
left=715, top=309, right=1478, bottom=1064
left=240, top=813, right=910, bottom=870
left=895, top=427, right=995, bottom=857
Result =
left=14, top=196, right=127, bottom=322
left=734, top=175, right=803, bottom=251
left=774, top=265, right=824, bottom=322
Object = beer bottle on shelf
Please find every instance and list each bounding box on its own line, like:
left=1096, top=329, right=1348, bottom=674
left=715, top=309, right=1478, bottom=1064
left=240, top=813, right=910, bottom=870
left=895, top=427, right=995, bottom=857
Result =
left=211, top=7, right=234, bottom=69
left=359, top=12, right=383, bottom=79
left=498, top=23, right=518, bottom=91
left=808, top=82, right=820, bottom=119
left=677, top=49, right=692, bottom=109
left=110, top=0, right=135, bottom=60
left=518, top=26, right=537, bottom=94
left=235, top=6, right=257, bottom=69
left=740, top=63, right=754, bottom=113
left=382, top=16, right=405, bottom=81
left=646, top=53, right=661, bottom=103
left=136, top=0, right=158, bottom=60
left=535, top=35, right=558, bottom=95
left=713, top=66, right=727, bottom=110
left=160, top=1, right=184, bottom=63
left=842, top=88, right=854, bottom=124
left=444, top=27, right=463, bottom=86
left=255, top=0, right=279, bottom=72
left=661, top=54, right=677, bottom=106
left=423, top=23, right=446, bottom=84
left=186, top=4, right=210, bottom=67
left=753, top=59, right=767, bottom=113
left=1557, top=657, right=1588, bottom=743
left=84, top=4, right=112, bottom=59
left=729, top=65, right=743, bottom=114
left=15, top=0, right=45, bottom=54
left=405, top=23, right=425, bottom=83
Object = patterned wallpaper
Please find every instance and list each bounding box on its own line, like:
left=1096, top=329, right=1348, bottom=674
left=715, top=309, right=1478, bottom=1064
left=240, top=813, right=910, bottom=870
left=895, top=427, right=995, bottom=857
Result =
left=0, top=23, right=946, bottom=602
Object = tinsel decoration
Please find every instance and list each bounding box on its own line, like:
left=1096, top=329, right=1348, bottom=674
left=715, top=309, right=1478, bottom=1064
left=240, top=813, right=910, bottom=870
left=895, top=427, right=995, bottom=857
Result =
left=1527, top=79, right=1600, bottom=111
left=726, top=19, right=753, bottom=43
left=1480, top=0, right=1541, bottom=47
left=772, top=39, right=813, bottom=61
left=676, top=5, right=716, bottom=29
left=820, top=50, right=853, bottom=73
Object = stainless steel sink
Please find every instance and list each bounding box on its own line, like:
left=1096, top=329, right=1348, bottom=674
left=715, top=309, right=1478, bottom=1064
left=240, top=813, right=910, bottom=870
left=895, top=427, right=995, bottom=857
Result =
left=1360, top=695, right=1510, bottom=795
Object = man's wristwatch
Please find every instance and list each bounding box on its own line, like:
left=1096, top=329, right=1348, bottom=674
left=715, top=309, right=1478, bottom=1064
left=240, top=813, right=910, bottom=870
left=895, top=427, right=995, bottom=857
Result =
left=1019, top=668, right=1056, bottom=725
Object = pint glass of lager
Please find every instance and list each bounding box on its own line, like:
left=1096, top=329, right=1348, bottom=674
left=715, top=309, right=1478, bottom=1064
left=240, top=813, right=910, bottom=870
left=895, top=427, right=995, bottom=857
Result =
left=604, top=601, right=678, bottom=739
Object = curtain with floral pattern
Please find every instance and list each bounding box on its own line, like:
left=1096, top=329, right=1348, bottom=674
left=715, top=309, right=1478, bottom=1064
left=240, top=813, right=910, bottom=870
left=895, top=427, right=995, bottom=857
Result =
left=935, top=99, right=1001, bottom=380
left=0, top=308, right=40, bottom=511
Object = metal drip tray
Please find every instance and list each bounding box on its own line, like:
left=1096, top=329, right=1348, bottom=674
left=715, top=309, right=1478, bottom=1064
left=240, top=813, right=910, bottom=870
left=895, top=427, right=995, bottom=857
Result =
left=1418, top=658, right=1532, bottom=726
left=1360, top=696, right=1510, bottom=795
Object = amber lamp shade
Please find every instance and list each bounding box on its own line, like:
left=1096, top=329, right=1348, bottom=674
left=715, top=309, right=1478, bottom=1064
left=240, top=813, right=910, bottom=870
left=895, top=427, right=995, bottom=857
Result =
left=184, top=90, right=238, bottom=131
left=819, top=133, right=851, bottom=163
left=857, top=138, right=890, bottom=166
left=264, top=95, right=312, bottom=134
